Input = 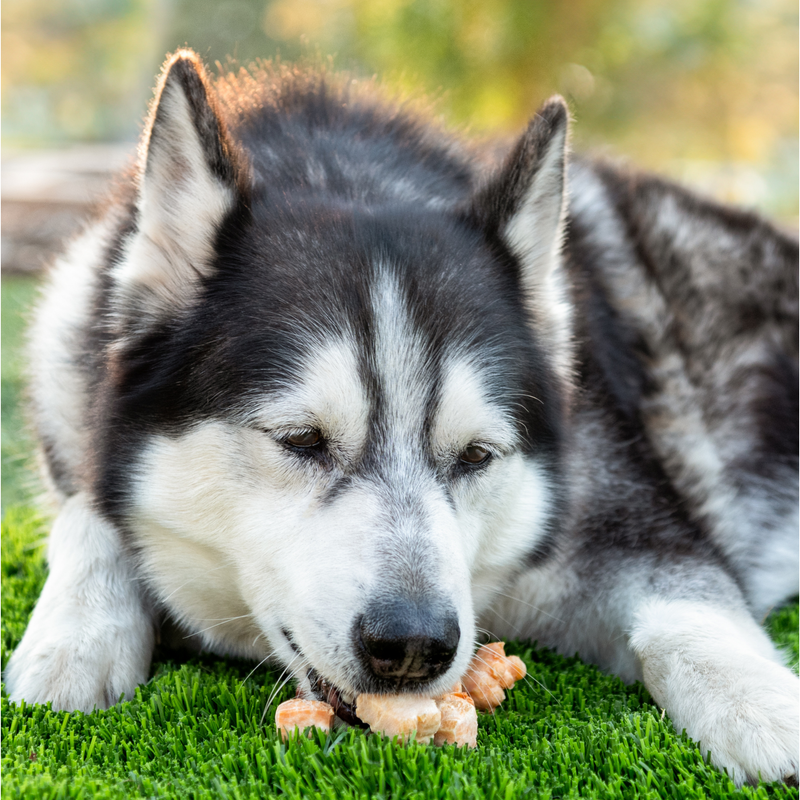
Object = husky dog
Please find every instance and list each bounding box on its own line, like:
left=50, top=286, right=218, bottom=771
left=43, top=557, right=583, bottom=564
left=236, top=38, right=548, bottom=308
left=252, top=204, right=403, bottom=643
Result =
left=5, top=50, right=798, bottom=785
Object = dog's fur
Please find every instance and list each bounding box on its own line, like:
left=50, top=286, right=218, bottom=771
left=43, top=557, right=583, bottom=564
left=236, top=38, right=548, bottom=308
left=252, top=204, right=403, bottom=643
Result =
left=5, top=50, right=798, bottom=786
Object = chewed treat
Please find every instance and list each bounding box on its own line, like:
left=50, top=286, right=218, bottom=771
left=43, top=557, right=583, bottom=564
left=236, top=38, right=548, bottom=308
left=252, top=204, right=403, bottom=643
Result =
left=462, top=642, right=527, bottom=710
left=461, top=668, right=506, bottom=710
left=275, top=698, right=335, bottom=738
left=355, top=694, right=441, bottom=743
left=434, top=692, right=478, bottom=747
left=481, top=642, right=526, bottom=687
left=277, top=642, right=526, bottom=745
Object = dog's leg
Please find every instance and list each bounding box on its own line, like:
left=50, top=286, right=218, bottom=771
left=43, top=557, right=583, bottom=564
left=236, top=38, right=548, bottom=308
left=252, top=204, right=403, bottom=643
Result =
left=484, top=558, right=798, bottom=785
left=4, top=493, right=154, bottom=712
left=629, top=595, right=799, bottom=786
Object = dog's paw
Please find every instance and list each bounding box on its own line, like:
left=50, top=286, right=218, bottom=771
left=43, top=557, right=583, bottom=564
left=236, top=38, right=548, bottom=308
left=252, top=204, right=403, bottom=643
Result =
left=672, top=655, right=799, bottom=785
left=633, top=600, right=799, bottom=786
left=5, top=631, right=152, bottom=713
left=4, top=586, right=154, bottom=713
left=3, top=492, right=155, bottom=713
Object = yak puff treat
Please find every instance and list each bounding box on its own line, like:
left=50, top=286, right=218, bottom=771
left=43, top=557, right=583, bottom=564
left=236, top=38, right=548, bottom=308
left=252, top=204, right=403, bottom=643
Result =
left=433, top=691, right=478, bottom=747
left=354, top=694, right=442, bottom=744
left=275, top=698, right=335, bottom=738
left=355, top=688, right=479, bottom=748
left=461, top=642, right=527, bottom=711
left=276, top=643, right=523, bottom=745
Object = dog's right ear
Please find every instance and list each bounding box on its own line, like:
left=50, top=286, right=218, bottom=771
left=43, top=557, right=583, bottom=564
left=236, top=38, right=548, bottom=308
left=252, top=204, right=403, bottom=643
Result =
left=112, top=50, right=247, bottom=321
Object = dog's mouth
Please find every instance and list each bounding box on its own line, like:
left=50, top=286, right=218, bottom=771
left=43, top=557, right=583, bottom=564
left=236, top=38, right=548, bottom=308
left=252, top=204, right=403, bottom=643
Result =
left=305, top=668, right=368, bottom=728
left=282, top=629, right=366, bottom=725
left=284, top=625, right=456, bottom=728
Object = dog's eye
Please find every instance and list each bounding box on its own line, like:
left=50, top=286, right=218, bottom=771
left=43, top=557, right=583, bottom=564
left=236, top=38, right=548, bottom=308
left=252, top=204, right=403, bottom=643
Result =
left=285, top=430, right=322, bottom=448
left=459, top=444, right=491, bottom=466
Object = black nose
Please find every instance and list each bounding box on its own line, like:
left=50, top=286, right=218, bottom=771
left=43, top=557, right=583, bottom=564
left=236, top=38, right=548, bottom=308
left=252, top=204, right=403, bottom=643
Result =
left=356, top=598, right=460, bottom=686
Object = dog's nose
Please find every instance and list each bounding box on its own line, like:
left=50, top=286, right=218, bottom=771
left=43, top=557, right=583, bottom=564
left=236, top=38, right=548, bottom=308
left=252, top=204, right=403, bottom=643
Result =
left=357, top=598, right=460, bottom=685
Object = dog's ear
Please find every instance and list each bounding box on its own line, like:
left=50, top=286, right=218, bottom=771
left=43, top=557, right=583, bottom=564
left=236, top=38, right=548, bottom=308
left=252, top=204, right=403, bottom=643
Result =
left=469, top=97, right=573, bottom=392
left=471, top=97, right=568, bottom=280
left=112, top=50, right=246, bottom=321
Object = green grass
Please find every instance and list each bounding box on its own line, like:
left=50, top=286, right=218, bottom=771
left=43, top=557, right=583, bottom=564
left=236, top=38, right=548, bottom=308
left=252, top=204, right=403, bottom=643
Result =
left=2, top=276, right=798, bottom=798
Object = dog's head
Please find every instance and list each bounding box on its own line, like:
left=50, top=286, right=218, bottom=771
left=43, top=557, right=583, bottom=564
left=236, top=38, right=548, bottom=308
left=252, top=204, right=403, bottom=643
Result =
left=101, top=51, right=571, bottom=708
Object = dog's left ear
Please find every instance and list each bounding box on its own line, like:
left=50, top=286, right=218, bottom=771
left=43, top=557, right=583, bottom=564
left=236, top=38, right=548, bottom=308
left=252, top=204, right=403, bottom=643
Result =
left=469, top=97, right=572, bottom=390
left=113, top=49, right=247, bottom=321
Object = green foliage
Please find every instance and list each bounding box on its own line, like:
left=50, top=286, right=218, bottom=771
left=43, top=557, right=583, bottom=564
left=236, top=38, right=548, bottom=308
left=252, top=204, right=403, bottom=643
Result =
left=767, top=603, right=800, bottom=671
left=2, top=0, right=159, bottom=145
left=0, top=508, right=48, bottom=672
left=2, top=505, right=798, bottom=798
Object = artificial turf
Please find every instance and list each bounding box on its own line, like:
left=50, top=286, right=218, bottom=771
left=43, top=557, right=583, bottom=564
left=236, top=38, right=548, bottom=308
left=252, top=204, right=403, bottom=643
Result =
left=2, top=276, right=798, bottom=799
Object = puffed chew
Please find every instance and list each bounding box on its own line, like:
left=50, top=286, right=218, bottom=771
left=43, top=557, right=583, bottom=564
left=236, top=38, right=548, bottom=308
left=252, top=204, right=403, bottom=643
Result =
left=481, top=642, right=526, bottom=687
left=461, top=668, right=506, bottom=710
left=355, top=694, right=441, bottom=743
left=462, top=642, right=527, bottom=710
left=433, top=692, right=478, bottom=747
left=275, top=698, right=335, bottom=738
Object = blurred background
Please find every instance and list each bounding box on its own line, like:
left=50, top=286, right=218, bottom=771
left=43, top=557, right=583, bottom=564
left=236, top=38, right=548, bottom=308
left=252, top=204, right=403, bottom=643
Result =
left=4, top=0, right=799, bottom=213
left=2, top=0, right=798, bottom=276
left=1, top=0, right=798, bottom=504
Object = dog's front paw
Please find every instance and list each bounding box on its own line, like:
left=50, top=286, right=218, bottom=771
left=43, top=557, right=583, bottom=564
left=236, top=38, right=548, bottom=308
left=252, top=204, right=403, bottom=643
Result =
left=4, top=583, right=154, bottom=713
left=5, top=629, right=152, bottom=713
left=3, top=493, right=156, bottom=713
left=633, top=600, right=799, bottom=786
left=668, top=655, right=799, bottom=785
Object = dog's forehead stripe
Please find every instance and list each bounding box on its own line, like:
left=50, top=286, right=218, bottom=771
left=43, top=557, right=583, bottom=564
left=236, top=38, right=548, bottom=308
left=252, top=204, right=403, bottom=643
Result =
left=369, top=267, right=434, bottom=455
left=243, top=266, right=519, bottom=467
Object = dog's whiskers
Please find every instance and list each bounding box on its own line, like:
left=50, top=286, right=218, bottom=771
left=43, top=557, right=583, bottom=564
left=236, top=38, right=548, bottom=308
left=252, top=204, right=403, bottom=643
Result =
left=159, top=564, right=231, bottom=604
left=261, top=652, right=306, bottom=725
left=517, top=671, right=560, bottom=704
left=240, top=649, right=277, bottom=688
left=474, top=626, right=502, bottom=643
left=482, top=601, right=525, bottom=638
left=183, top=613, right=254, bottom=638
left=473, top=584, right=566, bottom=625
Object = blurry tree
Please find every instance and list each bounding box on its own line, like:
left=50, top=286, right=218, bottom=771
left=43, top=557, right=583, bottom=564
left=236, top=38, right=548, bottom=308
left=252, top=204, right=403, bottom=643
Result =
left=2, top=0, right=797, bottom=218
left=2, top=0, right=165, bottom=144
left=162, top=0, right=302, bottom=67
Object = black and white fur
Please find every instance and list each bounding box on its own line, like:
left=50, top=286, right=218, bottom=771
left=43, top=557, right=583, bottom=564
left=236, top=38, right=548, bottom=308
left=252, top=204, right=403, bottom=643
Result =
left=5, top=51, right=798, bottom=786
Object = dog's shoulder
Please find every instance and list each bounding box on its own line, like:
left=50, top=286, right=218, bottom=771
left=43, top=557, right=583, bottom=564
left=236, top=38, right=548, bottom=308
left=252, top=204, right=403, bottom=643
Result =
left=564, top=158, right=798, bottom=613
